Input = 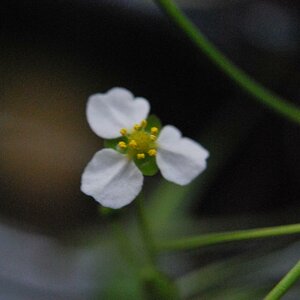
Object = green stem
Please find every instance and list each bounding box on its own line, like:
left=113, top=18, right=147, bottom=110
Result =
left=158, top=223, right=300, bottom=252
left=154, top=0, right=300, bottom=124
left=264, top=260, right=300, bottom=300
left=113, top=221, right=141, bottom=268
left=136, top=193, right=157, bottom=265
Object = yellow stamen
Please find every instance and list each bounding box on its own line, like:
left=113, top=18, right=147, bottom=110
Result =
left=134, top=124, right=141, bottom=131
left=118, top=141, right=127, bottom=150
left=120, top=128, right=127, bottom=136
left=140, top=119, right=147, bottom=128
left=118, top=122, right=158, bottom=159
left=148, top=149, right=157, bottom=157
left=151, top=127, right=158, bottom=135
left=128, top=140, right=137, bottom=148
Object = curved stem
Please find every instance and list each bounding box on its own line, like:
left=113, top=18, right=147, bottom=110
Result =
left=136, top=193, right=157, bottom=265
left=158, top=223, right=300, bottom=252
left=264, top=259, right=300, bottom=300
left=154, top=0, right=300, bottom=124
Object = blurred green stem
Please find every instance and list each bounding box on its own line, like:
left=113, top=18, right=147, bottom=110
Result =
left=136, top=193, right=157, bottom=266
left=264, top=259, right=300, bottom=300
left=154, top=0, right=300, bottom=124
left=113, top=221, right=141, bottom=268
left=158, top=223, right=300, bottom=251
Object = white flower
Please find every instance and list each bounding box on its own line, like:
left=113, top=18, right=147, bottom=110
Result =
left=81, top=87, right=209, bottom=209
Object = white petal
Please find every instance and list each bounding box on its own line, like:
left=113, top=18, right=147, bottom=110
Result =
left=81, top=149, right=143, bottom=209
left=156, top=125, right=209, bottom=185
left=86, top=87, right=150, bottom=139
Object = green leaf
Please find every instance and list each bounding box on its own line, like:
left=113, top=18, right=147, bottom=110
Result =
left=145, top=115, right=162, bottom=132
left=134, top=155, right=159, bottom=176
left=98, top=206, right=122, bottom=217
left=104, top=137, right=124, bottom=150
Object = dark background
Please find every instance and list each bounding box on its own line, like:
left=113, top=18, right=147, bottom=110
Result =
left=1, top=0, right=299, bottom=233
left=0, top=0, right=299, bottom=298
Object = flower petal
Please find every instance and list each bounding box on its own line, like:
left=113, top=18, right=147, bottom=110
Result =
left=87, top=87, right=150, bottom=139
left=156, top=125, right=209, bottom=185
left=81, top=149, right=143, bottom=209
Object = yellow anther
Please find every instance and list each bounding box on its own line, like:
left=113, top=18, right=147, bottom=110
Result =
left=128, top=140, right=137, bottom=148
left=134, top=124, right=141, bottom=131
left=137, top=153, right=145, bottom=159
left=151, top=127, right=158, bottom=135
left=140, top=119, right=147, bottom=128
left=150, top=135, right=156, bottom=141
left=120, top=128, right=127, bottom=136
left=148, top=149, right=157, bottom=157
left=118, top=141, right=127, bottom=150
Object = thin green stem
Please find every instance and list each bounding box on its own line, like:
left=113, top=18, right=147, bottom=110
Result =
left=264, top=259, right=300, bottom=300
left=158, top=223, right=300, bottom=252
left=136, top=193, right=157, bottom=266
left=113, top=221, right=141, bottom=268
left=154, top=0, right=300, bottom=124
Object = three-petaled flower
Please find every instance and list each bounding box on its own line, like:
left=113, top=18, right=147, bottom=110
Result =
left=81, top=87, right=209, bottom=209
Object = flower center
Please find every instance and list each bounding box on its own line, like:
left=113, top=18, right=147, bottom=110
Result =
left=117, top=120, right=159, bottom=160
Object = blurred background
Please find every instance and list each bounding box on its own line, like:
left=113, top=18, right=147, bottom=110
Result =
left=0, top=0, right=299, bottom=299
